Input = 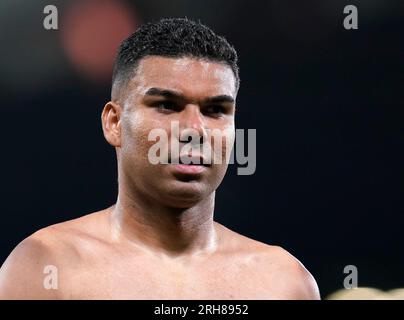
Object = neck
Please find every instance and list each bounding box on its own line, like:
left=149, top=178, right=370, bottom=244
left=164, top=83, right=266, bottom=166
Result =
left=109, top=183, right=218, bottom=257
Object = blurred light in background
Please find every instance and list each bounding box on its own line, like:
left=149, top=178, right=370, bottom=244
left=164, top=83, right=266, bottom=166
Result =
left=61, top=0, right=140, bottom=82
left=0, top=0, right=141, bottom=97
left=0, top=1, right=67, bottom=95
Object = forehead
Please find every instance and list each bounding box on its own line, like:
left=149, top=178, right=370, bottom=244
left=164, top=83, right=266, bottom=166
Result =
left=129, top=56, right=237, bottom=99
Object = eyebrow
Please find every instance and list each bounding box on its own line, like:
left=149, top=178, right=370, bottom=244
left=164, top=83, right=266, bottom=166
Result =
left=144, top=87, right=235, bottom=104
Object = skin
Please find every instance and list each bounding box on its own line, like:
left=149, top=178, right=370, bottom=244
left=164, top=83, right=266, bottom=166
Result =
left=0, top=56, right=320, bottom=299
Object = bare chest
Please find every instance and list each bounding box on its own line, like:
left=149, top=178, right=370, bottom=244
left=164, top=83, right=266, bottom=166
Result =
left=58, top=255, right=278, bottom=299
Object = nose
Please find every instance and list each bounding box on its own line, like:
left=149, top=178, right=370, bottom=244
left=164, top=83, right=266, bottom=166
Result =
left=179, top=104, right=208, bottom=144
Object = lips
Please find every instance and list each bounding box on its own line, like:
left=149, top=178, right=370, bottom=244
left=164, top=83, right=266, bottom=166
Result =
left=168, top=154, right=211, bottom=176
left=170, top=163, right=207, bottom=175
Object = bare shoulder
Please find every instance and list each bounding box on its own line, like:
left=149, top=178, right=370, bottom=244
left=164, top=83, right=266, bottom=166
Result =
left=0, top=227, right=65, bottom=299
left=0, top=209, right=110, bottom=299
left=257, top=245, right=321, bottom=300
left=216, top=223, right=321, bottom=300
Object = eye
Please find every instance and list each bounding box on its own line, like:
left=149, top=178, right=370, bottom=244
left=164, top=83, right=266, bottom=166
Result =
left=155, top=101, right=176, bottom=113
left=205, top=105, right=226, bottom=117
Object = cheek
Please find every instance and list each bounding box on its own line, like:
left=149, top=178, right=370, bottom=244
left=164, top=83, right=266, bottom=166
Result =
left=210, top=124, right=235, bottom=163
left=122, top=111, right=172, bottom=164
left=122, top=112, right=154, bottom=156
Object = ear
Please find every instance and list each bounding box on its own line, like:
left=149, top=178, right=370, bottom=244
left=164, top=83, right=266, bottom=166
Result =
left=101, top=101, right=122, bottom=147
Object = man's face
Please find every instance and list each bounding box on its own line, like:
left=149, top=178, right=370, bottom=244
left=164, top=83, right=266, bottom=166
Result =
left=117, top=56, right=236, bottom=207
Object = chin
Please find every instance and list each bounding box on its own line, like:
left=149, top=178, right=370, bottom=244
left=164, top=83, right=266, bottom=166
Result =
left=160, top=180, right=211, bottom=207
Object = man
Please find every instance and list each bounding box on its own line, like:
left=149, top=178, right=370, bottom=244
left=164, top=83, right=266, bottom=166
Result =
left=0, top=18, right=320, bottom=299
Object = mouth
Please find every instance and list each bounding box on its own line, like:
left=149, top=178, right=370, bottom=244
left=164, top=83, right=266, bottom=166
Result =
left=168, top=154, right=211, bottom=176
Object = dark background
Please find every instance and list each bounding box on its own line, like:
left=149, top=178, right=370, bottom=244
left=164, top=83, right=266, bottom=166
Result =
left=0, top=0, right=403, bottom=298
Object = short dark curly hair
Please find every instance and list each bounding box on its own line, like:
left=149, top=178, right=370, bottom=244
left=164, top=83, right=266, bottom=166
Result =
left=111, top=17, right=239, bottom=101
